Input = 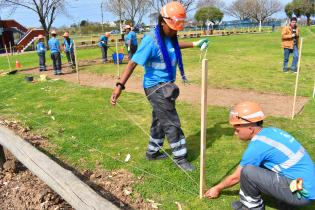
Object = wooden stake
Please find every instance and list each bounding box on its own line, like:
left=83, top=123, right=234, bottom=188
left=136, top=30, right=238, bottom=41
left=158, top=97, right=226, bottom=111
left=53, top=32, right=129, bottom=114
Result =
left=115, top=38, right=120, bottom=78
left=313, top=80, right=315, bottom=98
left=4, top=45, right=12, bottom=72
left=0, top=145, right=5, bottom=170
left=200, top=59, right=208, bottom=199
left=73, top=41, right=80, bottom=84
left=9, top=42, right=13, bottom=56
left=291, top=38, right=303, bottom=120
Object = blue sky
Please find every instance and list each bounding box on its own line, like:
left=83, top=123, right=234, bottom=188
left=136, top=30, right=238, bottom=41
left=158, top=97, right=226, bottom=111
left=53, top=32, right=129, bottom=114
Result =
left=1, top=0, right=292, bottom=28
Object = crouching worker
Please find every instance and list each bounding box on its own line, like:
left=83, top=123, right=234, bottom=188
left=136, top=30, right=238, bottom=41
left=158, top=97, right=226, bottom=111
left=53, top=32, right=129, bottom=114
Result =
left=110, top=1, right=208, bottom=171
left=36, top=34, right=46, bottom=71
left=205, top=101, right=315, bottom=210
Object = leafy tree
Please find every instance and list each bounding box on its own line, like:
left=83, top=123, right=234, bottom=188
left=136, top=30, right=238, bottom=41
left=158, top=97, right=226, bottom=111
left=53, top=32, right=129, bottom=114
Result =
left=0, top=0, right=68, bottom=41
left=194, top=6, right=224, bottom=27
left=285, top=0, right=315, bottom=25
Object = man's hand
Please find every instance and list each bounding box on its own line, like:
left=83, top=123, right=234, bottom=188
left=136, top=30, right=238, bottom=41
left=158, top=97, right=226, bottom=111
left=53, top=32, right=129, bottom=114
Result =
left=292, top=34, right=296, bottom=38
left=110, top=86, right=122, bottom=105
left=204, top=186, right=221, bottom=199
left=127, top=45, right=131, bottom=52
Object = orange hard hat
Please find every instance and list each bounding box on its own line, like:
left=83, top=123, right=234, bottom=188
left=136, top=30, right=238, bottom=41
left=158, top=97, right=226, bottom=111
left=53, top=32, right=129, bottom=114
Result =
left=51, top=30, right=57, bottom=35
left=160, top=1, right=186, bottom=31
left=229, top=101, right=265, bottom=125
left=105, top=32, right=110, bottom=37
left=38, top=34, right=44, bottom=39
left=63, top=32, right=69, bottom=37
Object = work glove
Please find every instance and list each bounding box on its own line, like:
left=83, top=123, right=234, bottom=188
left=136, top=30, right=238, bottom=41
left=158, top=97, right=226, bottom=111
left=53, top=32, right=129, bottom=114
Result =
left=193, top=38, right=209, bottom=51
left=127, top=45, right=130, bottom=52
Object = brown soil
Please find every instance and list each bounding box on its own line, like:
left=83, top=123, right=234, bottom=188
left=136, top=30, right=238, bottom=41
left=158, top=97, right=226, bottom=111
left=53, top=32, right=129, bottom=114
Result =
left=0, top=119, right=154, bottom=210
left=22, top=68, right=308, bottom=118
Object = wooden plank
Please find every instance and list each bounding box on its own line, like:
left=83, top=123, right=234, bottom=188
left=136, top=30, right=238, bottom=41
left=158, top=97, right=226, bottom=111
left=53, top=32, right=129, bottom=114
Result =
left=0, top=145, right=5, bottom=170
left=0, top=126, right=119, bottom=210
left=291, top=38, right=303, bottom=120
left=200, top=59, right=208, bottom=199
left=73, top=41, right=80, bottom=84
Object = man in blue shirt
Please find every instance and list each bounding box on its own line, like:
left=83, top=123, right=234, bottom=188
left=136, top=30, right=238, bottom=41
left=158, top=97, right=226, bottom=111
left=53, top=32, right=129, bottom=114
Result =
left=48, top=30, right=62, bottom=75
left=62, top=32, right=75, bottom=69
left=110, top=2, right=208, bottom=171
left=205, top=101, right=315, bottom=210
left=36, top=34, right=46, bottom=72
left=124, top=25, right=138, bottom=60
left=98, top=32, right=110, bottom=63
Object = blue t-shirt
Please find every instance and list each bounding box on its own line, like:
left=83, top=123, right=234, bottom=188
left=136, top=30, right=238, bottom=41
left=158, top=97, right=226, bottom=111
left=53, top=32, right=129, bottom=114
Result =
left=240, top=127, right=315, bottom=200
left=131, top=33, right=177, bottom=88
left=98, top=35, right=108, bottom=47
left=125, top=31, right=138, bottom=46
left=37, top=42, right=46, bottom=53
left=63, top=38, right=74, bottom=52
left=48, top=37, right=60, bottom=53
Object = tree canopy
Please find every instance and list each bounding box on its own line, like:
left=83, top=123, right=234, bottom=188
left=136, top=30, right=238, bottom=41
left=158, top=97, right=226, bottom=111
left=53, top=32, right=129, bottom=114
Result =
left=194, top=6, right=224, bottom=26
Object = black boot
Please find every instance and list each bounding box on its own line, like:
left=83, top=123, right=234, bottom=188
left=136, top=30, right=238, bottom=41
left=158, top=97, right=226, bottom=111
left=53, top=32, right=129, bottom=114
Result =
left=175, top=159, right=195, bottom=171
left=146, top=151, right=168, bottom=161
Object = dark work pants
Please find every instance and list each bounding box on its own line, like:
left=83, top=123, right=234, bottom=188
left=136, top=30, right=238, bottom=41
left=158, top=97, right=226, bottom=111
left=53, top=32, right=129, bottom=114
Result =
left=144, top=82, right=187, bottom=162
left=50, top=52, right=62, bottom=74
left=38, top=52, right=46, bottom=71
left=100, top=45, right=108, bottom=62
left=65, top=51, right=75, bottom=66
left=240, top=165, right=312, bottom=210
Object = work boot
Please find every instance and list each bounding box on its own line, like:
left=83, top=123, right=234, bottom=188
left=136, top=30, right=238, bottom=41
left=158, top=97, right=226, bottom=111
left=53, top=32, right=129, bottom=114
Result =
left=146, top=151, right=168, bottom=161
left=175, top=159, right=195, bottom=171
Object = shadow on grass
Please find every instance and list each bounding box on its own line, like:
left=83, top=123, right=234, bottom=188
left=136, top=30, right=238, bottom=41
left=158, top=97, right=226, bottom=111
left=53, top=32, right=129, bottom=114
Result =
left=186, top=122, right=234, bottom=162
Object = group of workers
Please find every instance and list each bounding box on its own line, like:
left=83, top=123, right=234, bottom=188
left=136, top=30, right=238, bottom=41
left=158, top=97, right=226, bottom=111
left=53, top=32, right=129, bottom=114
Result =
left=33, top=1, right=313, bottom=209
left=36, top=30, right=76, bottom=75
left=110, top=2, right=314, bottom=210
left=97, top=24, right=138, bottom=63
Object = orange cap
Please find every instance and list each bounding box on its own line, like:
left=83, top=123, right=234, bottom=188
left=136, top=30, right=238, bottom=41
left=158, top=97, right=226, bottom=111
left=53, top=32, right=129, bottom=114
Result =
left=63, top=32, right=69, bottom=37
left=229, top=101, right=265, bottom=125
left=105, top=32, right=110, bottom=37
left=38, top=34, right=44, bottom=39
left=160, top=1, right=186, bottom=31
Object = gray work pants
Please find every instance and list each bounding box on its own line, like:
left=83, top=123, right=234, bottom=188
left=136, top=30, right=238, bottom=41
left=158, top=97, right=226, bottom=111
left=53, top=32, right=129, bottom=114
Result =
left=144, top=82, right=187, bottom=162
left=38, top=52, right=46, bottom=71
left=65, top=51, right=75, bottom=66
left=240, top=165, right=312, bottom=210
left=100, top=45, right=108, bottom=62
left=50, top=52, right=62, bottom=74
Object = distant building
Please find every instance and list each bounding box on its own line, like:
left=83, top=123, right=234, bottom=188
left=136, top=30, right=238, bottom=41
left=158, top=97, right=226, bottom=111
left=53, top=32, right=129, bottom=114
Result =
left=0, top=19, right=44, bottom=53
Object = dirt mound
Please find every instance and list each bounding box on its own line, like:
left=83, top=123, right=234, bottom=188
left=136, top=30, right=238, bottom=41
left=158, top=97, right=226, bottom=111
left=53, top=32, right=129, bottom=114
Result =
left=0, top=119, right=154, bottom=210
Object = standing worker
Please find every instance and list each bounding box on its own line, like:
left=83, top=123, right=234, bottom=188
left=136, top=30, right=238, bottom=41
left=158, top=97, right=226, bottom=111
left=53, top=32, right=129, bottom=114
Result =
left=124, top=25, right=138, bottom=60
left=205, top=101, right=315, bottom=210
left=98, top=32, right=110, bottom=63
left=36, top=34, right=46, bottom=72
left=282, top=17, right=299, bottom=73
left=110, top=2, right=208, bottom=171
left=48, top=30, right=62, bottom=75
left=62, top=32, right=76, bottom=69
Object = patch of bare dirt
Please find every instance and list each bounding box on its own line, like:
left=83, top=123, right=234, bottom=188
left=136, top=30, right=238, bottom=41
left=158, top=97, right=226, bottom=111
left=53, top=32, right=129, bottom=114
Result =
left=0, top=119, right=154, bottom=210
left=21, top=68, right=308, bottom=118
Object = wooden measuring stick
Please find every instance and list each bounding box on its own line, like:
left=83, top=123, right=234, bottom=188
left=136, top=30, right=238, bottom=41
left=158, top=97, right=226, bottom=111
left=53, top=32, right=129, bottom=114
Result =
left=73, top=41, right=80, bottom=84
left=115, top=38, right=120, bottom=78
left=4, top=45, right=12, bottom=72
left=291, top=38, right=303, bottom=120
left=200, top=59, right=208, bottom=198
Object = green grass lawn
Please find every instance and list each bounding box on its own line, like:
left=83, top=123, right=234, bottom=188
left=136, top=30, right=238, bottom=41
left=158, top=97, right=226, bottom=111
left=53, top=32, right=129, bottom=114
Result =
left=1, top=27, right=315, bottom=97
left=0, top=74, right=314, bottom=209
left=1, top=28, right=315, bottom=209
